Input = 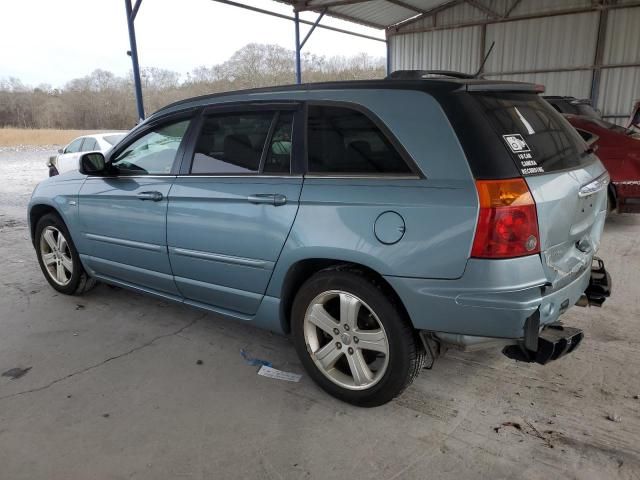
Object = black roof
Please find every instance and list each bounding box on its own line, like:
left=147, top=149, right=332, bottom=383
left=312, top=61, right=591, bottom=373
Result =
left=151, top=75, right=542, bottom=119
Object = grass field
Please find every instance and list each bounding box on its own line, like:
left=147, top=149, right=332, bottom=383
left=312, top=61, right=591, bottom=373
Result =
left=0, top=128, right=104, bottom=146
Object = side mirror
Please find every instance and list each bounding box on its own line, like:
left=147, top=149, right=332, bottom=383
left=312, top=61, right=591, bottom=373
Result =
left=58, top=148, right=64, bottom=154
left=79, top=152, right=107, bottom=175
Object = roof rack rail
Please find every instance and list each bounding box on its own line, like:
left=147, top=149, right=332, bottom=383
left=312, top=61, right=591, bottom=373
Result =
left=386, top=70, right=476, bottom=80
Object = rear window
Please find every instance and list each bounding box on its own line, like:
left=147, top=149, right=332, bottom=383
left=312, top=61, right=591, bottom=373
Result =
left=473, top=93, right=592, bottom=175
left=104, top=134, right=126, bottom=146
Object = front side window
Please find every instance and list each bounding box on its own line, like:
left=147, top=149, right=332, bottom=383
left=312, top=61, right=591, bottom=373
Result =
left=191, top=112, right=275, bottom=174
left=65, top=138, right=83, bottom=153
left=111, top=120, right=189, bottom=175
left=307, top=105, right=411, bottom=175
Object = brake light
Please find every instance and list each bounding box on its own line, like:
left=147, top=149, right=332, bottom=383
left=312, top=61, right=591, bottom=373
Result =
left=471, top=178, right=540, bottom=259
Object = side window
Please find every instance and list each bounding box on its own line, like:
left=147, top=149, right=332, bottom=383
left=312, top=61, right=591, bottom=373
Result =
left=191, top=112, right=274, bottom=174
left=264, top=112, right=293, bottom=174
left=81, top=137, right=98, bottom=151
left=111, top=120, right=189, bottom=175
left=307, top=105, right=411, bottom=174
left=65, top=138, right=83, bottom=153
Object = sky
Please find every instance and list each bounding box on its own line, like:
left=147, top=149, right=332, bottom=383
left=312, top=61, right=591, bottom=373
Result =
left=0, top=0, right=386, bottom=87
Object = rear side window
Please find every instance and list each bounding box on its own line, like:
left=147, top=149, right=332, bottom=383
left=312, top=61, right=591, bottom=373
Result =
left=473, top=93, right=590, bottom=175
left=191, top=112, right=274, bottom=174
left=307, top=105, right=411, bottom=175
left=81, top=137, right=98, bottom=151
left=104, top=134, right=126, bottom=146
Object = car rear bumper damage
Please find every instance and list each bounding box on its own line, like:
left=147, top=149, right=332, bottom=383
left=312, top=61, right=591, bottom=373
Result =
left=389, top=256, right=611, bottom=366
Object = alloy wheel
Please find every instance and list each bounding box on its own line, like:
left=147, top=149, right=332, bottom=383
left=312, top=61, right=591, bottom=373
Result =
left=303, top=290, right=389, bottom=390
left=40, top=226, right=73, bottom=286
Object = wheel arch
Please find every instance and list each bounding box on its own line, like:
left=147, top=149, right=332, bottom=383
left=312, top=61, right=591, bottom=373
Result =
left=278, top=258, right=412, bottom=335
left=29, top=203, right=61, bottom=246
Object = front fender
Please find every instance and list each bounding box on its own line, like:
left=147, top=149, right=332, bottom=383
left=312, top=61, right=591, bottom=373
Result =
left=28, top=175, right=85, bottom=248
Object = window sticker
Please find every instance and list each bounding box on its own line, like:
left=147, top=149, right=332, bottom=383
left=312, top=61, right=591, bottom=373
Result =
left=503, top=134, right=530, bottom=153
left=503, top=134, right=544, bottom=174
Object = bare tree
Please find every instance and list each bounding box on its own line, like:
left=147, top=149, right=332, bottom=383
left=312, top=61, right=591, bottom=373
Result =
left=0, top=43, right=385, bottom=129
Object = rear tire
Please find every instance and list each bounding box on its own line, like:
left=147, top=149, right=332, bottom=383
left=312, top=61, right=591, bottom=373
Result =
left=35, top=213, right=96, bottom=295
left=291, top=269, right=424, bottom=407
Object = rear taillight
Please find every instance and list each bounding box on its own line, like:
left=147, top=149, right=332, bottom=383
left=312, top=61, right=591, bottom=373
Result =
left=471, top=178, right=540, bottom=259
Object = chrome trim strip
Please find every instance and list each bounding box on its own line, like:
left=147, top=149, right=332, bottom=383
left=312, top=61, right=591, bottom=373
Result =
left=174, top=175, right=302, bottom=179
left=304, top=174, right=421, bottom=180
left=84, top=233, right=164, bottom=252
left=170, top=247, right=273, bottom=269
left=579, top=172, right=610, bottom=197
left=86, top=175, right=176, bottom=179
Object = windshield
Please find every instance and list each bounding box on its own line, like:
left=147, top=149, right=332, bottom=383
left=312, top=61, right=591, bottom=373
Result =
left=472, top=92, right=593, bottom=175
left=103, top=134, right=126, bottom=146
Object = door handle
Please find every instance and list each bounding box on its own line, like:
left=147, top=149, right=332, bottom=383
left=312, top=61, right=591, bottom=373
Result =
left=247, top=193, right=287, bottom=206
left=137, top=191, right=163, bottom=201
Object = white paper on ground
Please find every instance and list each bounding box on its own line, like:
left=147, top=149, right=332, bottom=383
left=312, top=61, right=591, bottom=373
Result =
left=257, top=365, right=302, bottom=382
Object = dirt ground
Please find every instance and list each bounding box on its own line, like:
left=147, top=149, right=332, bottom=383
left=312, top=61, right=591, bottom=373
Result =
left=0, top=147, right=639, bottom=480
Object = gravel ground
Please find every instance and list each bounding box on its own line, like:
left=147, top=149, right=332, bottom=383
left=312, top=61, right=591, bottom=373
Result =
left=0, top=147, right=639, bottom=479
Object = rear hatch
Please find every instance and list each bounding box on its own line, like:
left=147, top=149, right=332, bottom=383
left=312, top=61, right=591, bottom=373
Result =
left=471, top=91, right=608, bottom=288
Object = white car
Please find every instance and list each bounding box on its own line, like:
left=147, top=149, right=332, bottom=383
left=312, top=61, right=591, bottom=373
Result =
left=48, top=132, right=127, bottom=176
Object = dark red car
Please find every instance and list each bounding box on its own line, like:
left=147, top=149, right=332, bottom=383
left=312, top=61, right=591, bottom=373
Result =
left=564, top=114, right=640, bottom=213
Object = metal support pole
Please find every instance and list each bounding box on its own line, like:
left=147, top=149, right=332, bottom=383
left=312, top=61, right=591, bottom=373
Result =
left=294, top=10, right=302, bottom=84
left=125, top=0, right=145, bottom=121
left=386, top=39, right=392, bottom=76
left=300, top=9, right=327, bottom=49
left=590, top=7, right=608, bottom=108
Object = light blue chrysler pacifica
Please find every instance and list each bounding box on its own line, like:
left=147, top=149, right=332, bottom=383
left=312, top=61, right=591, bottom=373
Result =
left=29, top=73, right=612, bottom=406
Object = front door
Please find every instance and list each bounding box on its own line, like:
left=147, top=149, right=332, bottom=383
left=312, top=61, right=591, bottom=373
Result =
left=167, top=105, right=303, bottom=315
left=77, top=117, right=192, bottom=297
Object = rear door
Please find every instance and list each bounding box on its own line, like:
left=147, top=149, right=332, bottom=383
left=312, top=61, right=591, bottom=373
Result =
left=472, top=92, right=608, bottom=288
left=166, top=104, right=303, bottom=315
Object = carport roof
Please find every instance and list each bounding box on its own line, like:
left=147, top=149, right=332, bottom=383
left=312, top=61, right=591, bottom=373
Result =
left=275, top=0, right=466, bottom=30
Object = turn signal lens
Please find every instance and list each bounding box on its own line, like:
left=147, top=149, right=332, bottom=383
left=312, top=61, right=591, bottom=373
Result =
left=471, top=178, right=540, bottom=259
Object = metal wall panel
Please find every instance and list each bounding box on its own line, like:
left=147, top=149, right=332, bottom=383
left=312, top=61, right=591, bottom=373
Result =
left=390, top=26, right=482, bottom=72
left=388, top=1, right=640, bottom=123
left=602, top=7, right=640, bottom=64
left=598, top=67, right=640, bottom=123
left=509, top=0, right=592, bottom=16
left=484, top=12, right=599, bottom=73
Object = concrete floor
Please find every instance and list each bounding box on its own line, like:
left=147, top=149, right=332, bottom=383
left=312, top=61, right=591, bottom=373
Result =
left=1, top=148, right=640, bottom=479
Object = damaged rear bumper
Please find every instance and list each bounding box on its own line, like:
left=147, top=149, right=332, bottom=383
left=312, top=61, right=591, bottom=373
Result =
left=502, top=257, right=611, bottom=364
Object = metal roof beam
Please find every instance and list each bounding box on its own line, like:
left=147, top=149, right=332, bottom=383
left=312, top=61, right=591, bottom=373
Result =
left=130, top=0, right=143, bottom=21
left=465, top=0, right=500, bottom=17
left=387, top=0, right=463, bottom=31
left=389, top=0, right=640, bottom=35
left=210, top=0, right=386, bottom=41
left=300, top=8, right=327, bottom=48
left=295, top=0, right=371, bottom=10
left=385, top=0, right=432, bottom=15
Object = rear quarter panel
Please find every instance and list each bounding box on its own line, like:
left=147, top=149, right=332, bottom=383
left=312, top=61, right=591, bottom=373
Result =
left=266, top=89, right=480, bottom=297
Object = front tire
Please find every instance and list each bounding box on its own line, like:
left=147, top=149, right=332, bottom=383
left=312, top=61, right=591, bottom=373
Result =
left=35, top=213, right=96, bottom=295
left=291, top=269, right=424, bottom=407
